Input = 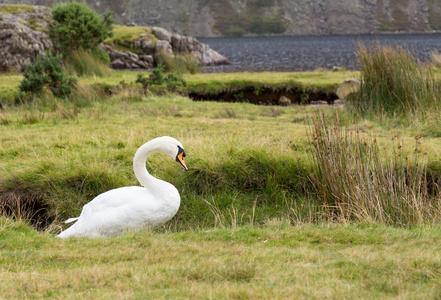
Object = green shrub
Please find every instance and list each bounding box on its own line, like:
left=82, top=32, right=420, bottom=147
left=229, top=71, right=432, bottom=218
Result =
left=49, top=2, right=113, bottom=52
left=165, top=73, right=187, bottom=92
left=135, top=65, right=187, bottom=93
left=148, top=64, right=165, bottom=85
left=18, top=52, right=76, bottom=99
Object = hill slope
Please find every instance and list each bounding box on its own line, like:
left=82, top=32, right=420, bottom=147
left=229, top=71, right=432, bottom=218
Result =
left=0, top=0, right=440, bottom=37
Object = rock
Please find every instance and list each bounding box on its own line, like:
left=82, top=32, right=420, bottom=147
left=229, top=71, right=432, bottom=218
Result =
left=278, top=96, right=291, bottom=106
left=110, top=59, right=126, bottom=69
left=170, top=33, right=230, bottom=66
left=310, top=100, right=329, bottom=105
left=101, top=44, right=154, bottom=70
left=0, top=6, right=53, bottom=72
left=336, top=78, right=361, bottom=100
left=155, top=39, right=174, bottom=59
left=140, top=55, right=154, bottom=65
left=141, top=40, right=156, bottom=55
left=0, top=6, right=229, bottom=72
left=152, top=26, right=172, bottom=42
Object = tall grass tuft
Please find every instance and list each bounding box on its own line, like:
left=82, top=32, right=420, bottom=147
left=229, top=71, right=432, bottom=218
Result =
left=309, top=113, right=441, bottom=226
left=63, top=49, right=113, bottom=77
left=158, top=51, right=201, bottom=74
left=351, top=42, right=441, bottom=122
left=430, top=49, right=441, bottom=69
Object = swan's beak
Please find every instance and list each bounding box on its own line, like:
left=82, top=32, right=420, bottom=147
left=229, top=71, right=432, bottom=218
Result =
left=176, top=152, right=188, bottom=171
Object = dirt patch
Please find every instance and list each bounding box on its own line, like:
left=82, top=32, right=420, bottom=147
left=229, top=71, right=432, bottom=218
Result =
left=0, top=187, right=52, bottom=230
left=188, top=86, right=339, bottom=105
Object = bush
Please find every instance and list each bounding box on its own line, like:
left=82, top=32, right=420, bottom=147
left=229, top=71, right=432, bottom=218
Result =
left=136, top=64, right=187, bottom=92
left=18, top=52, right=76, bottom=99
left=49, top=2, right=113, bottom=52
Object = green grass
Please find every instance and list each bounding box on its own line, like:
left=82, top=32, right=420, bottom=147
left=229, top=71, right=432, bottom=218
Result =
left=2, top=218, right=441, bottom=298
left=351, top=42, right=441, bottom=128
left=0, top=70, right=357, bottom=107
left=105, top=25, right=156, bottom=45
left=0, top=4, right=35, bottom=14
left=1, top=69, right=441, bottom=297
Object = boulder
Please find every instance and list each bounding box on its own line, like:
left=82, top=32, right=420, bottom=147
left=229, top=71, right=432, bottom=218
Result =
left=152, top=26, right=172, bottom=42
left=155, top=39, right=174, bottom=59
left=336, top=78, right=361, bottom=100
left=0, top=6, right=53, bottom=72
left=278, top=96, right=291, bottom=106
left=100, top=44, right=154, bottom=70
left=141, top=40, right=156, bottom=55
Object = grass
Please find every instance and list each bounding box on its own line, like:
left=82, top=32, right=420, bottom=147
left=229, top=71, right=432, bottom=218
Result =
left=1, top=218, right=441, bottom=298
left=351, top=42, right=441, bottom=126
left=0, top=4, right=35, bottom=14
left=1, top=68, right=441, bottom=297
left=63, top=49, right=113, bottom=77
left=309, top=113, right=440, bottom=226
left=0, top=70, right=357, bottom=107
left=104, top=25, right=156, bottom=50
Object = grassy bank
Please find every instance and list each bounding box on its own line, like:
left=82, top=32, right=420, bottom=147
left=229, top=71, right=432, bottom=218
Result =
left=0, top=70, right=357, bottom=107
left=2, top=218, right=441, bottom=298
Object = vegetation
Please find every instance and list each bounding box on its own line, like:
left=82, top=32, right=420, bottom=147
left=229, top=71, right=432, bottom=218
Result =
left=48, top=2, right=113, bottom=77
left=0, top=3, right=35, bottom=14
left=309, top=113, right=439, bottom=226
left=158, top=51, right=202, bottom=74
left=1, top=44, right=441, bottom=296
left=63, top=49, right=112, bottom=78
left=350, top=42, right=441, bottom=130
left=49, top=2, right=113, bottom=52
left=2, top=218, right=441, bottom=298
left=104, top=25, right=156, bottom=52
left=18, top=52, right=76, bottom=100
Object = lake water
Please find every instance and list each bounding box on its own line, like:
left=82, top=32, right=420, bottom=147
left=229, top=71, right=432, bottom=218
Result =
left=198, top=34, right=441, bottom=73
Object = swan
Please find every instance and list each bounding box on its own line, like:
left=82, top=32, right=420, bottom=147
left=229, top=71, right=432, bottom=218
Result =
left=56, top=136, right=188, bottom=238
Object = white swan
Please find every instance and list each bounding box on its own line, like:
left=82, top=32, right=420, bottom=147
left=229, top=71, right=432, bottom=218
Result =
left=56, top=136, right=188, bottom=238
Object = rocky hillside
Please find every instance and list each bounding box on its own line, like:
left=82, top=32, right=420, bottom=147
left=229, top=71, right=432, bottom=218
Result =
left=0, top=0, right=440, bottom=37
left=0, top=4, right=229, bottom=72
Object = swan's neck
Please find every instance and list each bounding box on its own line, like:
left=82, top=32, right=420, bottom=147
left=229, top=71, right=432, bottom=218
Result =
left=133, top=140, right=173, bottom=195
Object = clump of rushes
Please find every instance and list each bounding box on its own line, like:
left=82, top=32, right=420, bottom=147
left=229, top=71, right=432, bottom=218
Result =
left=351, top=42, right=441, bottom=122
left=309, top=113, right=440, bottom=226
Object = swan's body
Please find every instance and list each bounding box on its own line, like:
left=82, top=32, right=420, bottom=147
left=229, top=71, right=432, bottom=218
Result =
left=57, top=136, right=187, bottom=238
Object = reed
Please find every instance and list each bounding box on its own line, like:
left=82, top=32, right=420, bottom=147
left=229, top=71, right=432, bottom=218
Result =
left=309, top=113, right=441, bottom=226
left=351, top=42, right=441, bottom=123
left=158, top=51, right=201, bottom=74
left=63, top=49, right=113, bottom=77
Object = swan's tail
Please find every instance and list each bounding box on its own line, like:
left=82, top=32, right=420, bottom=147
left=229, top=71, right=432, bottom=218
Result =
left=64, top=217, right=79, bottom=224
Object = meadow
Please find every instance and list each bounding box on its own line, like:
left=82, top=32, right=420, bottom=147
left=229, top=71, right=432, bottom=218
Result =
left=1, top=61, right=441, bottom=298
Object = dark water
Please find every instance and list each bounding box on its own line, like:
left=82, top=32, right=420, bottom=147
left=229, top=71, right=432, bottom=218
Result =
left=198, top=34, right=441, bottom=73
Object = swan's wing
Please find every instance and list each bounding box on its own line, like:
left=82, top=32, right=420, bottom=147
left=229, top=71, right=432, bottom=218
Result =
left=64, top=217, right=79, bottom=224
left=61, top=187, right=170, bottom=237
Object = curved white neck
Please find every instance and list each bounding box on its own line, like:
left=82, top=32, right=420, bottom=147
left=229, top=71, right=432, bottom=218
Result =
left=133, top=140, right=171, bottom=194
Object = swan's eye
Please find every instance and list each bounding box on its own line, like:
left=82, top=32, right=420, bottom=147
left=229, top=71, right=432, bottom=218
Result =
left=177, top=146, right=186, bottom=158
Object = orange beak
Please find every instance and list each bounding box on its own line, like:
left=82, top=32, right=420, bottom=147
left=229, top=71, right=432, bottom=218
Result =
left=176, top=152, right=188, bottom=171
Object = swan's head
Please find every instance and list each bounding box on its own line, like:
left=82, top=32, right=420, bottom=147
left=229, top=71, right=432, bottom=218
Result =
left=158, top=136, right=188, bottom=171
